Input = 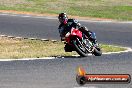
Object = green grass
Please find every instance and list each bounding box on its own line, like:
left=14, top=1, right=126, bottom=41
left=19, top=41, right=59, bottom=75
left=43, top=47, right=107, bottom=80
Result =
left=101, top=44, right=125, bottom=53
left=0, top=0, right=132, bottom=20
left=0, top=37, right=126, bottom=59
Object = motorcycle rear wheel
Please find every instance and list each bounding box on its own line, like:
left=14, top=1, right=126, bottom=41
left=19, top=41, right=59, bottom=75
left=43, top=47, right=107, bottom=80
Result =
left=92, top=47, right=102, bottom=56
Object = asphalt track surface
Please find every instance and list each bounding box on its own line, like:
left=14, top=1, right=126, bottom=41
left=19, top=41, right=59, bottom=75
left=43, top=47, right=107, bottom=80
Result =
left=0, top=14, right=132, bottom=88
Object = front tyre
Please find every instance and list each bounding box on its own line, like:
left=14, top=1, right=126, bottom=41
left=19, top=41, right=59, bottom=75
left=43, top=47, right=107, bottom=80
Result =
left=73, top=38, right=89, bottom=57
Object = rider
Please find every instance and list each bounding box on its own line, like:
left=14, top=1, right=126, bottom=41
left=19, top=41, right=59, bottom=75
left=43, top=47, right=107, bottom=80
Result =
left=58, top=13, right=97, bottom=44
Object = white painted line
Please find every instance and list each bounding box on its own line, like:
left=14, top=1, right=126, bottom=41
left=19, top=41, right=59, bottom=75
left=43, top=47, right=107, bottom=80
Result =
left=0, top=13, right=8, bottom=15
left=79, top=19, right=132, bottom=24
left=7, top=36, right=14, bottom=38
left=34, top=16, right=57, bottom=19
left=21, top=15, right=31, bottom=18
left=15, top=37, right=23, bottom=39
left=29, top=38, right=37, bottom=40
left=0, top=57, right=56, bottom=61
left=51, top=40, right=57, bottom=42
left=34, top=16, right=46, bottom=19
left=79, top=19, right=113, bottom=23
left=0, top=35, right=7, bottom=37
left=72, top=54, right=92, bottom=57
left=41, top=39, right=49, bottom=41
left=0, top=13, right=131, bottom=23
left=74, top=86, right=98, bottom=88
left=119, top=21, right=132, bottom=24
left=10, top=14, right=18, bottom=16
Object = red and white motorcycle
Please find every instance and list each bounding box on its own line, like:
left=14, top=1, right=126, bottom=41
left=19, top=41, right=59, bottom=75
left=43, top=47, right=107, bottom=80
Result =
left=64, top=27, right=102, bottom=57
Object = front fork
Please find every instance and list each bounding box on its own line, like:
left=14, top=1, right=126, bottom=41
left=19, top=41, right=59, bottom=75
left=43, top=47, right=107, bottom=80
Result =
left=82, top=34, right=95, bottom=53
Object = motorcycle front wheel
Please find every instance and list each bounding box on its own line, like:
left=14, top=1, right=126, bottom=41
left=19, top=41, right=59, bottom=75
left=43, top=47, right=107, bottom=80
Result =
left=73, top=38, right=89, bottom=57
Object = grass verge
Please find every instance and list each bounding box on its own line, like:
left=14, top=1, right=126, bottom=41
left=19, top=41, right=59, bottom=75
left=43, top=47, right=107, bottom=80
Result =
left=0, top=0, right=132, bottom=21
left=0, top=37, right=126, bottom=59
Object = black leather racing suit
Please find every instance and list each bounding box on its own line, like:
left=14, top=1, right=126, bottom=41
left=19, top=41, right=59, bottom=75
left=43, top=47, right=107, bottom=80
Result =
left=58, top=19, right=80, bottom=37
left=58, top=19, right=95, bottom=43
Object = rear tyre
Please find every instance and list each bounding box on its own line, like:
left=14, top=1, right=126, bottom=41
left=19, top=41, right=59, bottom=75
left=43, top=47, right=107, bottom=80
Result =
left=93, top=47, right=102, bottom=56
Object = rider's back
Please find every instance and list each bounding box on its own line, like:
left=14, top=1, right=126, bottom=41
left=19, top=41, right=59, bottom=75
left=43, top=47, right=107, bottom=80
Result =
left=64, top=19, right=80, bottom=32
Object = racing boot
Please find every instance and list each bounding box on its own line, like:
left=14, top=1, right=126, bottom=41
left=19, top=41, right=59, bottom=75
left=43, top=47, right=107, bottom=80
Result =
left=61, top=37, right=65, bottom=41
left=64, top=43, right=74, bottom=52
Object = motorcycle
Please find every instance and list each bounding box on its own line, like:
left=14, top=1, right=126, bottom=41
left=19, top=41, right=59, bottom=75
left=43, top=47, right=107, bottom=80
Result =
left=64, top=27, right=102, bottom=57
